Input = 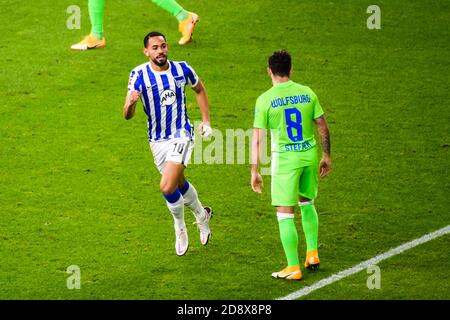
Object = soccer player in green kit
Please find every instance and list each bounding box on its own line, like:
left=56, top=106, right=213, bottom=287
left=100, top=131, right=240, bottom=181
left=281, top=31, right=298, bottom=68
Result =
left=71, top=0, right=199, bottom=50
left=251, top=50, right=332, bottom=281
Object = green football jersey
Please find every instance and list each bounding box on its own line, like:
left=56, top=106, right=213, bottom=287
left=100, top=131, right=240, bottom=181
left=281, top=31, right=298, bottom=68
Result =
left=253, top=80, right=324, bottom=153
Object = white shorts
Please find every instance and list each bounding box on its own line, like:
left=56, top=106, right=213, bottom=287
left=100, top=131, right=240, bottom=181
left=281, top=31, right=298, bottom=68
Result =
left=149, top=137, right=194, bottom=174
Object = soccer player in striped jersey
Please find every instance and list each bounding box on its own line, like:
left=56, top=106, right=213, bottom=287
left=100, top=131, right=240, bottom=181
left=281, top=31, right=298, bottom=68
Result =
left=123, top=31, right=212, bottom=256
left=71, top=0, right=199, bottom=50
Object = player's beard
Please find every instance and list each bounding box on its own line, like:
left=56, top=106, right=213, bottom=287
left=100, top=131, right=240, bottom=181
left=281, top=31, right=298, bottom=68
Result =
left=153, top=54, right=167, bottom=67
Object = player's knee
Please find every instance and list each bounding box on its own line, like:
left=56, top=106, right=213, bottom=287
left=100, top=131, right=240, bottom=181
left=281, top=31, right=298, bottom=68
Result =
left=299, top=196, right=312, bottom=203
left=160, top=181, right=177, bottom=195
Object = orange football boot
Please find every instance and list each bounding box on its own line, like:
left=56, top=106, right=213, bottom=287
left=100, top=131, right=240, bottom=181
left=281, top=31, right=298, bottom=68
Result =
left=304, top=249, right=320, bottom=270
left=271, top=265, right=302, bottom=281
left=71, top=34, right=106, bottom=51
left=178, top=12, right=199, bottom=45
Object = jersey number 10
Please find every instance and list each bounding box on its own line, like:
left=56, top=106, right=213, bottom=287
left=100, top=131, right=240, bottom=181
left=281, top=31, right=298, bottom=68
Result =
left=285, top=108, right=303, bottom=142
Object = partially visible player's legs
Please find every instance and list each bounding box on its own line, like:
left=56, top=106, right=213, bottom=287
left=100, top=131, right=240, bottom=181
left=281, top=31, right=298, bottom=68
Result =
left=299, top=197, right=320, bottom=270
left=71, top=0, right=106, bottom=50
left=271, top=206, right=302, bottom=280
left=299, top=162, right=320, bottom=270
left=271, top=155, right=303, bottom=280
left=151, top=0, right=186, bottom=19
left=88, top=0, right=105, bottom=39
left=177, top=174, right=204, bottom=220
left=161, top=161, right=188, bottom=256
left=151, top=0, right=199, bottom=45
left=178, top=174, right=212, bottom=245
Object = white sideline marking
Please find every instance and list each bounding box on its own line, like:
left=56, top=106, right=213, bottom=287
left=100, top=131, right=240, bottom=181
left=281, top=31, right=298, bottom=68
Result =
left=277, top=225, right=450, bottom=300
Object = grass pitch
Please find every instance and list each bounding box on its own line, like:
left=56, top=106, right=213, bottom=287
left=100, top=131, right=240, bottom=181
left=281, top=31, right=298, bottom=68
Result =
left=0, top=0, right=449, bottom=299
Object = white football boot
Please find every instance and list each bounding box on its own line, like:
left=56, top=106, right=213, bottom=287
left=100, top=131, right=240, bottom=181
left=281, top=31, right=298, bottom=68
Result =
left=175, top=227, right=189, bottom=256
left=195, top=207, right=213, bottom=245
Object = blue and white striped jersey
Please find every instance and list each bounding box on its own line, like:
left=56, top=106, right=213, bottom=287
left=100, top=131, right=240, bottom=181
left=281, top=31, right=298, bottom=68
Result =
left=127, top=60, right=199, bottom=142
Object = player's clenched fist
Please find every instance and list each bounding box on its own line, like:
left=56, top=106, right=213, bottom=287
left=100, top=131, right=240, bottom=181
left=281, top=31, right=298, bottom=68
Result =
left=199, top=121, right=212, bottom=138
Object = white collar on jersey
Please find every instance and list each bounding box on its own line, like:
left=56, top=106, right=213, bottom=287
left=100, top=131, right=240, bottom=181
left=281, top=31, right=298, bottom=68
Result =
left=148, top=60, right=172, bottom=74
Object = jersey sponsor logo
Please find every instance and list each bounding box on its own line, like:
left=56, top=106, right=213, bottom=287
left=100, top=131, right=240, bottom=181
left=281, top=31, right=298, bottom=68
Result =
left=270, top=95, right=311, bottom=108
left=160, top=89, right=177, bottom=106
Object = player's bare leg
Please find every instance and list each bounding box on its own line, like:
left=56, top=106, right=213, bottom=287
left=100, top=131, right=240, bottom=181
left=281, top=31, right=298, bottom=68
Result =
left=161, top=162, right=188, bottom=256
left=160, top=161, right=185, bottom=194
left=272, top=206, right=302, bottom=281
left=299, top=196, right=320, bottom=270
left=276, top=206, right=295, bottom=214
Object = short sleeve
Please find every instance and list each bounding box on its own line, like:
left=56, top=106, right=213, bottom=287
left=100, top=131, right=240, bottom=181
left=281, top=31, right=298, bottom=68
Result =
left=312, top=92, right=324, bottom=119
left=127, top=69, right=142, bottom=93
left=253, top=96, right=268, bottom=128
left=180, top=62, right=199, bottom=87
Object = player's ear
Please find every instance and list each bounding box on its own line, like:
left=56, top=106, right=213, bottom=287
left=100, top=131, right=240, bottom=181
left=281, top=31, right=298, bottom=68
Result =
left=289, top=68, right=293, bottom=77
left=143, top=47, right=149, bottom=57
left=267, top=67, right=272, bottom=77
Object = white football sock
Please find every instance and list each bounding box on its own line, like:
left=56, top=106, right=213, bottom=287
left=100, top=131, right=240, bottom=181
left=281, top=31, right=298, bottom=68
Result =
left=182, top=183, right=206, bottom=222
left=166, top=196, right=186, bottom=230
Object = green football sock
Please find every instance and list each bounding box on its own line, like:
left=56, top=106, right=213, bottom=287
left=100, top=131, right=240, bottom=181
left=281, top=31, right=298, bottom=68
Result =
left=300, top=202, right=319, bottom=252
left=151, top=0, right=188, bottom=21
left=175, top=9, right=189, bottom=22
left=277, top=213, right=299, bottom=267
left=89, top=0, right=105, bottom=39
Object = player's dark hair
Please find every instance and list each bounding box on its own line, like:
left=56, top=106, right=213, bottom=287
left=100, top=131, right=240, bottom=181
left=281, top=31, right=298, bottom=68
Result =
left=268, top=50, right=292, bottom=77
left=144, top=31, right=166, bottom=47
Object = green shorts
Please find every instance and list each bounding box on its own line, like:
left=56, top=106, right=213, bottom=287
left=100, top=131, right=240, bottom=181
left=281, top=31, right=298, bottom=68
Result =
left=271, top=148, right=319, bottom=206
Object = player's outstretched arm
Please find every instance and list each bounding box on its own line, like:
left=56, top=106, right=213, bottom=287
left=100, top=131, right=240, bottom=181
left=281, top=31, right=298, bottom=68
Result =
left=123, top=91, right=140, bottom=120
left=315, top=115, right=332, bottom=177
left=192, top=80, right=211, bottom=136
left=251, top=128, right=264, bottom=193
